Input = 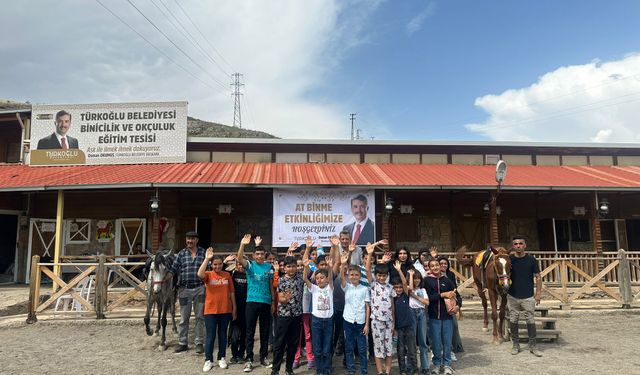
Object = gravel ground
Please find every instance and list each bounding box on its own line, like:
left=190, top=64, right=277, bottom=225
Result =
left=2, top=310, right=640, bottom=375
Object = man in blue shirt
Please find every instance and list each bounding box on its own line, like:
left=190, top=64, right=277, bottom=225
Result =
left=168, top=231, right=206, bottom=353
left=237, top=234, right=275, bottom=372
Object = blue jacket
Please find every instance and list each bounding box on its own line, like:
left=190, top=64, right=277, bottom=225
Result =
left=424, top=272, right=455, bottom=320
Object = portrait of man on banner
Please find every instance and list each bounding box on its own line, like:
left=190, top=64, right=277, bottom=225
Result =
left=342, top=193, right=375, bottom=246
left=36, top=110, right=80, bottom=150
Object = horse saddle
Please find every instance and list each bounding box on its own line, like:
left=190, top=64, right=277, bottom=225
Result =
left=475, top=250, right=493, bottom=269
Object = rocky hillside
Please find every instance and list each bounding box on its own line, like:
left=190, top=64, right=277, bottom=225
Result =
left=187, top=116, right=277, bottom=138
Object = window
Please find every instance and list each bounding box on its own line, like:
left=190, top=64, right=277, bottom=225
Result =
left=65, top=219, right=91, bottom=244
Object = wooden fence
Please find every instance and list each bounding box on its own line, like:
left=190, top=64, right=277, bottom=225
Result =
left=26, top=250, right=639, bottom=323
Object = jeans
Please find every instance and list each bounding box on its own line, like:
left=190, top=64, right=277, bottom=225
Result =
left=177, top=286, right=205, bottom=346
left=412, top=308, right=429, bottom=371
left=343, top=319, right=367, bottom=375
left=204, top=313, right=231, bottom=361
left=311, top=316, right=333, bottom=375
left=429, top=318, right=453, bottom=367
left=272, top=315, right=302, bottom=372
left=396, top=325, right=417, bottom=374
left=245, top=302, right=271, bottom=362
left=333, top=309, right=345, bottom=351
left=230, top=301, right=246, bottom=360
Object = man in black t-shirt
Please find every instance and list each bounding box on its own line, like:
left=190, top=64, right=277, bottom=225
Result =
left=508, top=236, right=543, bottom=357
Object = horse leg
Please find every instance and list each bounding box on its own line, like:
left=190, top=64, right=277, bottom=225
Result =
left=144, top=295, right=154, bottom=336
left=488, top=289, right=500, bottom=344
left=160, top=302, right=168, bottom=350
left=155, top=297, right=162, bottom=336
left=499, top=295, right=508, bottom=340
left=476, top=283, right=489, bottom=332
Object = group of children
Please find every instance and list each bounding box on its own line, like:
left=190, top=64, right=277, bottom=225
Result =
left=197, top=234, right=463, bottom=375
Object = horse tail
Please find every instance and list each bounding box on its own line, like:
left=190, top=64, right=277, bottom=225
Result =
left=455, top=245, right=473, bottom=267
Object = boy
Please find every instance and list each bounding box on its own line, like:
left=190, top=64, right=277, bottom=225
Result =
left=230, top=258, right=248, bottom=363
left=340, top=253, right=370, bottom=375
left=303, top=257, right=334, bottom=375
left=391, top=261, right=417, bottom=375
left=237, top=234, right=274, bottom=372
left=365, top=243, right=395, bottom=375
left=271, top=256, right=305, bottom=375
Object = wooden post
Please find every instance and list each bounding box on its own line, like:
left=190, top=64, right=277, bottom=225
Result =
left=618, top=249, right=633, bottom=309
left=94, top=254, right=107, bottom=319
left=151, top=215, right=159, bottom=252
left=52, top=190, right=65, bottom=292
left=26, top=255, right=40, bottom=324
left=489, top=191, right=499, bottom=245
left=560, top=260, right=571, bottom=309
left=591, top=192, right=603, bottom=271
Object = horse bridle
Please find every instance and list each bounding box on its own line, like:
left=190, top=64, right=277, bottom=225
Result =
left=493, top=255, right=511, bottom=289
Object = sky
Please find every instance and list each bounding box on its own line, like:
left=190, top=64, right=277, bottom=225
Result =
left=1, top=0, right=640, bottom=141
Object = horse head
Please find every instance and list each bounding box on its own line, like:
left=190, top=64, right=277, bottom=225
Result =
left=492, top=247, right=512, bottom=293
left=149, top=252, right=170, bottom=294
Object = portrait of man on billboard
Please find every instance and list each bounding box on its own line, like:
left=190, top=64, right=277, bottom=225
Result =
left=342, top=194, right=375, bottom=246
left=36, top=110, right=79, bottom=150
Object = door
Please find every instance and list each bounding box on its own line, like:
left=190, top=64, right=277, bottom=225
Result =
left=452, top=218, right=488, bottom=251
left=26, top=218, right=58, bottom=283
left=0, top=214, right=18, bottom=283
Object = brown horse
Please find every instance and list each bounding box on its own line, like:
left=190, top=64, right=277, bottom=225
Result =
left=456, top=245, right=512, bottom=344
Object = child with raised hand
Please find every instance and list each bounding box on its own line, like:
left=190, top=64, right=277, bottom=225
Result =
left=424, top=258, right=456, bottom=375
left=270, top=255, right=305, bottom=375
left=392, top=261, right=417, bottom=375
left=295, top=238, right=315, bottom=370
left=365, top=242, right=395, bottom=375
left=198, top=247, right=236, bottom=372
left=340, top=252, right=370, bottom=375
left=408, top=269, right=430, bottom=374
left=303, top=255, right=334, bottom=375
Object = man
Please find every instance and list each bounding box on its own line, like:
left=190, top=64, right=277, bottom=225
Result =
left=37, top=110, right=80, bottom=150
left=342, top=195, right=375, bottom=246
left=508, top=235, right=543, bottom=357
left=237, top=234, right=275, bottom=372
left=168, top=231, right=206, bottom=354
left=339, top=230, right=363, bottom=266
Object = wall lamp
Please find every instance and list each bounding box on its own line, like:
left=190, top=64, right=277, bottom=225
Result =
left=150, top=193, right=160, bottom=214
left=384, top=198, right=394, bottom=215
left=599, top=198, right=609, bottom=214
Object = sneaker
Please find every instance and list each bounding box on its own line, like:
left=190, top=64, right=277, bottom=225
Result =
left=195, top=344, right=204, bottom=354
left=244, top=361, right=253, bottom=373
left=306, top=360, right=315, bottom=369
left=451, top=352, right=457, bottom=361
left=260, top=358, right=273, bottom=368
left=285, top=371, right=295, bottom=375
left=443, top=366, right=454, bottom=375
left=230, top=357, right=240, bottom=364
left=174, top=344, right=189, bottom=353
left=292, top=361, right=300, bottom=369
left=219, top=358, right=228, bottom=369
left=202, top=360, right=214, bottom=372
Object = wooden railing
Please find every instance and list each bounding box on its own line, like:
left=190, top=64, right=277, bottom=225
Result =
left=445, top=249, right=638, bottom=308
left=27, top=254, right=147, bottom=323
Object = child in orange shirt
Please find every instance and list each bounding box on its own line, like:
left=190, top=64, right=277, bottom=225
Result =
left=198, top=248, right=237, bottom=372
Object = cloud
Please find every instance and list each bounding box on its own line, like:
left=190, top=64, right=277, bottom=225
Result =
left=0, top=0, right=384, bottom=139
left=406, top=2, right=436, bottom=36
left=465, top=54, right=640, bottom=142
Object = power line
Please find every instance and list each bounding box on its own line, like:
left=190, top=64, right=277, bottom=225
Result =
left=154, top=0, right=231, bottom=77
left=95, top=0, right=219, bottom=91
left=172, top=0, right=235, bottom=73
left=126, top=0, right=228, bottom=91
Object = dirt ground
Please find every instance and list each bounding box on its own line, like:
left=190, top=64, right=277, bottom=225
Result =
left=2, top=309, right=640, bottom=375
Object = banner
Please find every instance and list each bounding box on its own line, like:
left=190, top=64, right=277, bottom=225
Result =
left=273, top=189, right=376, bottom=247
left=29, top=101, right=187, bottom=166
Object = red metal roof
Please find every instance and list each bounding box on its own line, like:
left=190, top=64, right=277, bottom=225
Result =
left=2, top=163, right=640, bottom=191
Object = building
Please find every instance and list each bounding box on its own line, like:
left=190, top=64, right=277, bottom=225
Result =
left=1, top=105, right=640, bottom=283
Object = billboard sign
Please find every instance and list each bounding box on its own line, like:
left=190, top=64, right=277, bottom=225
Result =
left=273, top=189, right=376, bottom=247
left=30, top=101, right=187, bottom=166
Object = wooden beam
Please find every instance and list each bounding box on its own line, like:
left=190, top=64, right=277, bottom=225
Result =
left=568, top=260, right=621, bottom=302
left=52, top=190, right=64, bottom=292
left=26, top=255, right=40, bottom=324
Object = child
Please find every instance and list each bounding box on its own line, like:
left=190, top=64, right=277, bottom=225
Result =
left=303, top=257, right=334, bottom=375
left=438, top=257, right=463, bottom=359
left=365, top=243, right=395, bottom=375
left=271, top=256, right=305, bottom=375
left=424, top=259, right=456, bottom=375
left=295, top=238, right=316, bottom=369
left=408, top=269, right=430, bottom=374
left=236, top=234, right=274, bottom=372
left=230, top=258, right=248, bottom=363
left=197, top=249, right=236, bottom=372
left=340, top=254, right=370, bottom=375
left=391, top=261, right=416, bottom=375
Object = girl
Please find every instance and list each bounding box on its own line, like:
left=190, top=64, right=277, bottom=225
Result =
left=198, top=249, right=236, bottom=372
left=424, top=259, right=455, bottom=375
left=408, top=269, right=430, bottom=374
left=388, top=247, right=413, bottom=280
left=438, top=257, right=464, bottom=358
left=303, top=258, right=334, bottom=375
